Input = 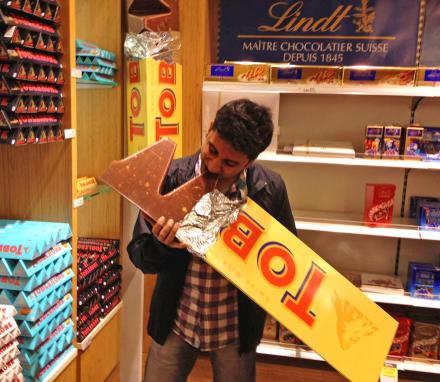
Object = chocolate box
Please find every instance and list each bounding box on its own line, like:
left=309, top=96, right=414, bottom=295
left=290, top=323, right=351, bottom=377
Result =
left=343, top=67, right=416, bottom=87
left=363, top=184, right=396, bottom=227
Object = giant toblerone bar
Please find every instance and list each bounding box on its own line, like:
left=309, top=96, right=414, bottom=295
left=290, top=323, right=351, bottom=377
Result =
left=100, top=140, right=398, bottom=382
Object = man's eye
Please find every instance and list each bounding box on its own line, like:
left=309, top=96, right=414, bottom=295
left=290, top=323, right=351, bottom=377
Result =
left=209, top=145, right=217, bottom=154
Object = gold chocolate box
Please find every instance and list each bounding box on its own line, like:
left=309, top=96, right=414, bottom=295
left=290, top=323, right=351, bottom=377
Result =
left=343, top=66, right=416, bottom=87
left=205, top=63, right=270, bottom=83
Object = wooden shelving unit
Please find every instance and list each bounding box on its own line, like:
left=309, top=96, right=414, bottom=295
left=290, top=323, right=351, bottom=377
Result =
left=0, top=0, right=124, bottom=381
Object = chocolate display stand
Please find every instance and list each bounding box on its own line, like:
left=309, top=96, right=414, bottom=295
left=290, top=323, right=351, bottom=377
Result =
left=100, top=139, right=217, bottom=223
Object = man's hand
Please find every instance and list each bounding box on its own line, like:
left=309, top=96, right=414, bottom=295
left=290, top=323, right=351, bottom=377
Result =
left=151, top=215, right=187, bottom=249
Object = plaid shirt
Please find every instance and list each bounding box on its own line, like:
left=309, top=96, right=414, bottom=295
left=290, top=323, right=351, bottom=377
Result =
left=173, top=157, right=247, bottom=351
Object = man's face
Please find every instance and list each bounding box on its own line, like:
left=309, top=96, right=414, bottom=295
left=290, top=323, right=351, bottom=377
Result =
left=201, top=129, right=251, bottom=181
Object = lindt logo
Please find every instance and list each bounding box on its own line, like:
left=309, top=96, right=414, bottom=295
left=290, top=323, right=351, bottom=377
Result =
left=211, top=65, right=234, bottom=76
left=258, top=0, right=375, bottom=34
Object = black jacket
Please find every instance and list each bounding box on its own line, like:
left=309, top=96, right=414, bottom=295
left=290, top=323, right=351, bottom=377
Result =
left=127, top=151, right=296, bottom=353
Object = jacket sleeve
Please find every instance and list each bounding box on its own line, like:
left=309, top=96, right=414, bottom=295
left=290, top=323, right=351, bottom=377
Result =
left=126, top=212, right=186, bottom=274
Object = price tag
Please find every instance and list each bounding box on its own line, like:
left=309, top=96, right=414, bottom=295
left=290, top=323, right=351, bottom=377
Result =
left=73, top=197, right=84, bottom=208
left=71, top=68, right=82, bottom=78
left=4, top=26, right=16, bottom=39
left=64, top=129, right=76, bottom=139
left=380, top=362, right=398, bottom=382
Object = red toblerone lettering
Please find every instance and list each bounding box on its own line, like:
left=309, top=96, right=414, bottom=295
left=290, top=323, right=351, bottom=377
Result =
left=222, top=212, right=264, bottom=260
left=155, top=118, right=179, bottom=141
left=281, top=263, right=326, bottom=327
left=158, top=62, right=176, bottom=84
left=129, top=117, right=145, bottom=141
left=258, top=242, right=296, bottom=287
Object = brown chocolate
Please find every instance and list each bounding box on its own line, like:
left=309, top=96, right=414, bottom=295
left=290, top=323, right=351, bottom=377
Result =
left=100, top=139, right=217, bottom=223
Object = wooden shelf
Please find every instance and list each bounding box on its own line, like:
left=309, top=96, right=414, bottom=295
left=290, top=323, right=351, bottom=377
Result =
left=258, top=152, right=440, bottom=170
left=293, top=210, right=440, bottom=241
left=76, top=302, right=123, bottom=351
left=73, top=185, right=112, bottom=208
left=203, top=82, right=440, bottom=97
left=77, top=80, right=116, bottom=89
left=257, top=342, right=440, bottom=374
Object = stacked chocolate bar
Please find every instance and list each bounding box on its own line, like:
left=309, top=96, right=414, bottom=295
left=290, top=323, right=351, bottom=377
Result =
left=0, top=220, right=74, bottom=382
left=0, top=305, right=23, bottom=382
left=0, top=0, right=64, bottom=145
left=76, top=39, right=117, bottom=86
left=76, top=238, right=121, bottom=343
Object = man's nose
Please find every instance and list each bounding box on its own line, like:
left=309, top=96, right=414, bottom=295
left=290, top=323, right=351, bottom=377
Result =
left=208, top=159, right=222, bottom=174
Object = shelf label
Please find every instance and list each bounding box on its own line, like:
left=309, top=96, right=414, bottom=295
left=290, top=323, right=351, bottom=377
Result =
left=73, top=197, right=84, bottom=208
left=64, top=129, right=76, bottom=139
left=380, top=362, right=398, bottom=382
left=71, top=68, right=82, bottom=79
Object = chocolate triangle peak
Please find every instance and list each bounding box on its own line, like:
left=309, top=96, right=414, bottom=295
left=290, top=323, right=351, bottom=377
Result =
left=100, top=139, right=217, bottom=223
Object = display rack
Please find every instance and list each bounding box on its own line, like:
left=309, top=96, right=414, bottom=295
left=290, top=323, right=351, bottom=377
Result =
left=0, top=0, right=124, bottom=381
left=258, top=152, right=440, bottom=170
left=203, top=82, right=440, bottom=97
left=257, top=342, right=440, bottom=375
left=202, top=80, right=440, bottom=379
left=293, top=210, right=440, bottom=240
left=76, top=301, right=123, bottom=351
left=43, top=347, right=78, bottom=382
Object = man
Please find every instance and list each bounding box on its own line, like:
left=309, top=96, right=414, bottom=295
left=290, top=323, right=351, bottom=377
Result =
left=127, top=99, right=296, bottom=382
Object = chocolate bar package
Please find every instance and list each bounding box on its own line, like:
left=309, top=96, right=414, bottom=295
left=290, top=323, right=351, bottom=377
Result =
left=270, top=65, right=341, bottom=86
left=363, top=184, right=396, bottom=227
left=409, top=196, right=440, bottom=218
left=420, top=127, right=440, bottom=161
left=206, top=63, right=270, bottom=83
left=417, top=201, right=440, bottom=230
left=416, top=68, right=440, bottom=87
left=388, top=316, right=411, bottom=356
left=403, top=126, right=424, bottom=158
left=343, top=67, right=416, bottom=87
left=409, top=321, right=440, bottom=360
left=262, top=315, right=278, bottom=341
left=406, top=262, right=440, bottom=300
left=364, top=125, right=383, bottom=158
left=382, top=125, right=402, bottom=158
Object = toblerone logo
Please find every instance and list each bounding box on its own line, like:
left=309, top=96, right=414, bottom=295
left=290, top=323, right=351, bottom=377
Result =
left=221, top=211, right=326, bottom=327
left=0, top=244, right=29, bottom=256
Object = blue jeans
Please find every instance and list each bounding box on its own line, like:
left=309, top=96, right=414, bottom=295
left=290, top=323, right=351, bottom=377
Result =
left=144, top=332, right=256, bottom=382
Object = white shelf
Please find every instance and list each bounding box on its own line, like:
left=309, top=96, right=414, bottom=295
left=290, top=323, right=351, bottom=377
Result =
left=258, top=152, right=440, bottom=170
left=293, top=210, right=440, bottom=241
left=257, top=342, right=440, bottom=374
left=42, top=347, right=77, bottom=382
left=203, top=82, right=440, bottom=97
left=76, top=302, right=123, bottom=351
left=364, top=292, right=440, bottom=309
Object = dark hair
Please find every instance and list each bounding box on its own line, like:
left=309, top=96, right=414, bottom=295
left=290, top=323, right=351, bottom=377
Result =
left=211, top=99, right=274, bottom=160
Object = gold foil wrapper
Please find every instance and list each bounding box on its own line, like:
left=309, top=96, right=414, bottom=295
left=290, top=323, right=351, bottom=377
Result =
left=176, top=189, right=245, bottom=259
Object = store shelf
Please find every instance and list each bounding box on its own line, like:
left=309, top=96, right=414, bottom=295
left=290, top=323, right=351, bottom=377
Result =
left=77, top=80, right=116, bottom=89
left=76, top=301, right=123, bottom=351
left=73, top=185, right=112, bottom=208
left=258, top=152, right=440, bottom=170
left=364, top=291, right=440, bottom=309
left=293, top=210, right=440, bottom=241
left=42, top=347, right=77, bottom=382
left=257, top=342, right=440, bottom=374
left=203, top=82, right=440, bottom=97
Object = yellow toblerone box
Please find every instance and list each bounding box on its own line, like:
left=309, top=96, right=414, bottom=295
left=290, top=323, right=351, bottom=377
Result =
left=206, top=198, right=398, bottom=382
